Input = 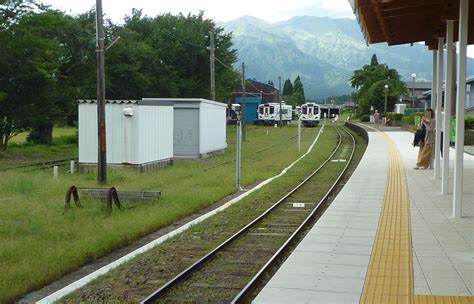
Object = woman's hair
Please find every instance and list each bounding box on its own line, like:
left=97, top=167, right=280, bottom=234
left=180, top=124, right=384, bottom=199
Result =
left=426, top=108, right=434, bottom=118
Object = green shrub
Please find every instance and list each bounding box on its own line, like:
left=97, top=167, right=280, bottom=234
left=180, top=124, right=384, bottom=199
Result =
left=360, top=114, right=370, bottom=122
left=386, top=112, right=403, bottom=121
left=465, top=116, right=474, bottom=129
left=401, top=116, right=411, bottom=125
left=406, top=112, right=424, bottom=125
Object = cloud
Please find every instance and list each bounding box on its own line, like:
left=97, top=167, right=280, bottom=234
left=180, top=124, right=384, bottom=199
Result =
left=43, top=0, right=354, bottom=23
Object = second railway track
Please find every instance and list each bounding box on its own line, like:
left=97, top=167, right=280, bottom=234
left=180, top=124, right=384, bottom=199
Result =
left=141, top=125, right=356, bottom=303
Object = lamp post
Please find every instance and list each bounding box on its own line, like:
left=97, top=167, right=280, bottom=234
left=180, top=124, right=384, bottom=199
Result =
left=384, top=84, right=389, bottom=114
left=411, top=73, right=416, bottom=108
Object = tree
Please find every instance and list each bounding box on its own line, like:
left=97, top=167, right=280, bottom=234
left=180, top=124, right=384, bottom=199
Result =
left=293, top=75, right=306, bottom=104
left=282, top=78, right=293, bottom=96
left=267, top=80, right=274, bottom=87
left=370, top=53, right=379, bottom=66
left=350, top=55, right=407, bottom=115
left=106, top=10, right=239, bottom=101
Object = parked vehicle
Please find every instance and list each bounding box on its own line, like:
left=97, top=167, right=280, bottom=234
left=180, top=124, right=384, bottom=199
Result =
left=301, top=102, right=321, bottom=127
left=257, top=103, right=293, bottom=125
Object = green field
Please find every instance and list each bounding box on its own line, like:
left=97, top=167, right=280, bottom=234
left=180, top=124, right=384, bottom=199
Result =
left=0, top=127, right=78, bottom=169
left=0, top=124, right=327, bottom=303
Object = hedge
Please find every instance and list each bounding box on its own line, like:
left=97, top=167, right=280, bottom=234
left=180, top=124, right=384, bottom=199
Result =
left=360, top=114, right=370, bottom=122
left=386, top=112, right=403, bottom=121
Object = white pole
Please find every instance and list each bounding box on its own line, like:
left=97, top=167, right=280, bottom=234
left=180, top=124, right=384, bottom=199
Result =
left=298, top=115, right=301, bottom=153
left=442, top=21, right=454, bottom=194
left=453, top=0, right=468, bottom=218
left=236, top=115, right=243, bottom=191
left=435, top=38, right=444, bottom=180
left=53, top=166, right=59, bottom=179
left=431, top=50, right=438, bottom=172
left=70, top=160, right=75, bottom=174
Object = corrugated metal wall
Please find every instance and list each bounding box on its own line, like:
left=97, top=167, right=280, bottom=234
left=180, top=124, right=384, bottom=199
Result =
left=79, top=103, right=173, bottom=165
left=199, top=102, right=227, bottom=154
left=137, top=106, right=173, bottom=163
left=78, top=103, right=98, bottom=163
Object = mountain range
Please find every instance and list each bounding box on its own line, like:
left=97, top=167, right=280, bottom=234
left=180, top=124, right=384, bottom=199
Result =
left=219, top=15, right=474, bottom=99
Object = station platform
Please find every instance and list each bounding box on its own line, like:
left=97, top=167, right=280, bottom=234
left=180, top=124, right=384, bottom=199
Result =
left=254, top=126, right=473, bottom=303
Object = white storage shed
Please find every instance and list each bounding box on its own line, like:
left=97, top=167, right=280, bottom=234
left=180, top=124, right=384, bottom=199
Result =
left=78, top=99, right=174, bottom=171
left=143, top=98, right=227, bottom=158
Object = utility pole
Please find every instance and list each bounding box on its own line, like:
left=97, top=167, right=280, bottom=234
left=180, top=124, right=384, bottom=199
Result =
left=279, top=76, right=282, bottom=128
left=209, top=31, right=216, bottom=101
left=96, top=0, right=107, bottom=184
left=241, top=62, right=246, bottom=141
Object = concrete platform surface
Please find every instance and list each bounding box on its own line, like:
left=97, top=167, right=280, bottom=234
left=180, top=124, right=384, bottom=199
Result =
left=254, top=128, right=473, bottom=303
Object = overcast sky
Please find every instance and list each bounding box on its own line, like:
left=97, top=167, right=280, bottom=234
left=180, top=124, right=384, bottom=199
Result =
left=42, top=0, right=354, bottom=23
left=43, top=0, right=474, bottom=57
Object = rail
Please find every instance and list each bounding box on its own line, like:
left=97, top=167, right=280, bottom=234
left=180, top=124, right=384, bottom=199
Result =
left=141, top=125, right=356, bottom=303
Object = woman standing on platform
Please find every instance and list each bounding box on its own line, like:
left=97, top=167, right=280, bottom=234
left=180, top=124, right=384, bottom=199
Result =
left=415, top=108, right=435, bottom=169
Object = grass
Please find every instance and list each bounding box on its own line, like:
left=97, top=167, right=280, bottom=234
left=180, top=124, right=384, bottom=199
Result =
left=9, top=127, right=77, bottom=145
left=62, top=125, right=343, bottom=302
left=0, top=124, right=323, bottom=303
left=0, top=127, right=78, bottom=169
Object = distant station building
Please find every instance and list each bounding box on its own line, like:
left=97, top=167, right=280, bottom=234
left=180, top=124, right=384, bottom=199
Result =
left=78, top=99, right=174, bottom=172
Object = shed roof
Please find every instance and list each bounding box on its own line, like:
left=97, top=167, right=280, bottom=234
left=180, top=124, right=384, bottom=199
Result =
left=349, top=0, right=474, bottom=49
left=78, top=99, right=139, bottom=104
left=142, top=98, right=227, bottom=108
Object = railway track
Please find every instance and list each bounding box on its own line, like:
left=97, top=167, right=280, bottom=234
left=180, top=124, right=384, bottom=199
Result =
left=141, top=125, right=356, bottom=303
left=0, top=157, right=78, bottom=172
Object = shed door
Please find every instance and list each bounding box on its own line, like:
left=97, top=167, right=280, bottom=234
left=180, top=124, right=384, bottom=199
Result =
left=174, top=108, right=199, bottom=157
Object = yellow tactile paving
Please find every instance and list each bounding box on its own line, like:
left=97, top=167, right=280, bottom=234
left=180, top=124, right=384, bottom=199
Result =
left=360, top=127, right=474, bottom=304
left=360, top=130, right=414, bottom=304
left=414, top=295, right=474, bottom=304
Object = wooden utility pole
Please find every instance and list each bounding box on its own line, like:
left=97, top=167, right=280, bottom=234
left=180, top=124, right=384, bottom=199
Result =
left=241, top=62, right=246, bottom=141
left=209, top=31, right=216, bottom=101
left=96, top=0, right=107, bottom=184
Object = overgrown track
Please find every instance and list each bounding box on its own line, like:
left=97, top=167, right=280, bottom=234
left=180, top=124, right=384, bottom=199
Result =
left=141, top=126, right=356, bottom=303
left=0, top=157, right=78, bottom=172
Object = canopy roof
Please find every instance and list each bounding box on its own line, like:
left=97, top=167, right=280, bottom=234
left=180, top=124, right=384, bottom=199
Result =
left=349, top=0, right=474, bottom=49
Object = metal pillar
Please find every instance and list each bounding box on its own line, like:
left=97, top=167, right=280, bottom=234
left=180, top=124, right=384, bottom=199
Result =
left=431, top=50, right=438, bottom=173
left=453, top=0, right=469, bottom=218
left=442, top=21, right=454, bottom=194
left=96, top=0, right=107, bottom=184
left=435, top=38, right=444, bottom=180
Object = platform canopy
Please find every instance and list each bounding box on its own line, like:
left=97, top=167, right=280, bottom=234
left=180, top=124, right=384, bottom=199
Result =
left=349, top=0, right=474, bottom=49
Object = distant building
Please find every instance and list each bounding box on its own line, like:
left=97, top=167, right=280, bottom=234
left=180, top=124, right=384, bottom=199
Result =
left=401, top=81, right=432, bottom=108
left=419, top=75, right=473, bottom=114
left=229, top=79, right=279, bottom=123
left=231, top=79, right=279, bottom=104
